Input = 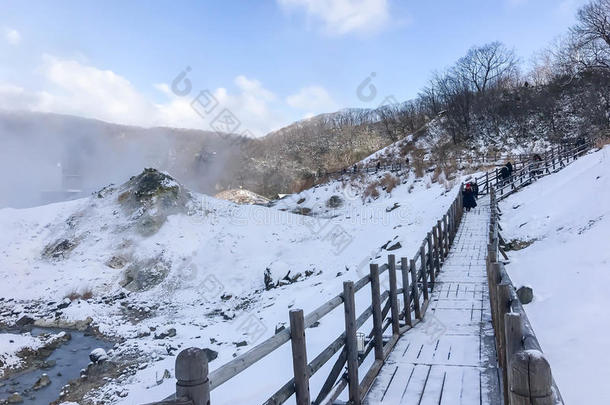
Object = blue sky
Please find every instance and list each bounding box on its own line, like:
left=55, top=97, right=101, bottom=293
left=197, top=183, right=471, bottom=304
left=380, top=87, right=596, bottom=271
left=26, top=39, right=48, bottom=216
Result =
left=0, top=0, right=589, bottom=135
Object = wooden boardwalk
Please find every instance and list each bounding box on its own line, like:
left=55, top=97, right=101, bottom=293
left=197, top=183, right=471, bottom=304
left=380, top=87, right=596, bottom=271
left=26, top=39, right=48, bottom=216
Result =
left=364, top=200, right=502, bottom=405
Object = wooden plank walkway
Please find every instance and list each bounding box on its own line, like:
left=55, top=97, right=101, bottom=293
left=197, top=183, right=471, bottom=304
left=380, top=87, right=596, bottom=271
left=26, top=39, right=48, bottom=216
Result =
left=364, top=200, right=502, bottom=405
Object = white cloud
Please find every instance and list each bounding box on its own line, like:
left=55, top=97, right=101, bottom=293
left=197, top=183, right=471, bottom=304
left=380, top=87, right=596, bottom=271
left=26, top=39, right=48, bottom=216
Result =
left=278, top=0, right=390, bottom=35
left=0, top=55, right=289, bottom=136
left=4, top=28, right=21, bottom=45
left=286, top=85, right=337, bottom=116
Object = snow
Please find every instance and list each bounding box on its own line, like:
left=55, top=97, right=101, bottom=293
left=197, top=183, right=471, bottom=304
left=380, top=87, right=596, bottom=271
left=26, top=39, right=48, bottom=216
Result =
left=0, top=138, right=481, bottom=403
left=499, top=145, right=610, bottom=405
left=0, top=333, right=43, bottom=377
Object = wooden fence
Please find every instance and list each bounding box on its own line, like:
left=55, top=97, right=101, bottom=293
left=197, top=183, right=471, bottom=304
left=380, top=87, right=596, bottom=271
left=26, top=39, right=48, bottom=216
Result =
left=475, top=141, right=592, bottom=198
left=147, top=187, right=465, bottom=405
left=486, top=189, right=563, bottom=405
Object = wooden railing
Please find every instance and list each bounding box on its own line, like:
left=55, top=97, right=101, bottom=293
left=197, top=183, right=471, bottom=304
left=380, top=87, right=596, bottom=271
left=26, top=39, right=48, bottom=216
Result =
left=146, top=187, right=466, bottom=405
left=486, top=189, right=563, bottom=404
left=475, top=141, right=592, bottom=198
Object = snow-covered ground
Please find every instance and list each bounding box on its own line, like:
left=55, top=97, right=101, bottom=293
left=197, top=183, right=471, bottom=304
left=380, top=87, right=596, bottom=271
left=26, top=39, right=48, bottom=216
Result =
left=500, top=145, right=610, bottom=404
left=0, top=143, right=478, bottom=403
left=0, top=333, right=43, bottom=377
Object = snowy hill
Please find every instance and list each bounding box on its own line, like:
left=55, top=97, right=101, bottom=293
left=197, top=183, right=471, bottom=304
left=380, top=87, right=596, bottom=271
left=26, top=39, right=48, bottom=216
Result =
left=499, top=144, right=610, bottom=404
left=0, top=142, right=477, bottom=403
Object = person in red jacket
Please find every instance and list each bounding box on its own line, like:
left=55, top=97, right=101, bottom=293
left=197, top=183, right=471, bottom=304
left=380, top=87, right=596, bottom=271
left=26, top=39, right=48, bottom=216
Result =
left=463, top=183, right=477, bottom=212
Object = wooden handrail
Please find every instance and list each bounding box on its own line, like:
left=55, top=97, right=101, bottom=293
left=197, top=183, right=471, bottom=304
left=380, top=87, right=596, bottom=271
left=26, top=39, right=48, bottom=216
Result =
left=152, top=182, right=467, bottom=405
left=487, top=189, right=563, bottom=404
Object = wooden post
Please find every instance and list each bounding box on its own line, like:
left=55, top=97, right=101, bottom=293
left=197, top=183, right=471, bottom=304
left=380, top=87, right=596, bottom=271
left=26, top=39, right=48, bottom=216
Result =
left=388, top=255, right=400, bottom=336
left=496, top=283, right=511, bottom=403
left=485, top=171, right=489, bottom=193
left=409, top=259, right=421, bottom=319
left=508, top=350, right=554, bottom=405
left=370, top=264, right=384, bottom=360
left=342, top=281, right=360, bottom=405
left=504, top=312, right=522, bottom=379
left=432, top=226, right=441, bottom=275
left=400, top=258, right=412, bottom=326
left=443, top=215, right=449, bottom=255
left=289, top=309, right=310, bottom=405
left=427, top=232, right=435, bottom=284
left=436, top=220, right=444, bottom=260
left=175, top=348, right=210, bottom=405
left=419, top=246, right=429, bottom=301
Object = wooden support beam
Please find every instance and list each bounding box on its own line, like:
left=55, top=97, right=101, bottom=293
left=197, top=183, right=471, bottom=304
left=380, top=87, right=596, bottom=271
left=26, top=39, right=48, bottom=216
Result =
left=289, top=309, right=310, bottom=405
left=369, top=264, right=384, bottom=360
left=400, top=257, right=412, bottom=327
left=427, top=232, right=435, bottom=284
left=342, top=281, right=360, bottom=405
left=409, top=259, right=421, bottom=319
left=387, top=255, right=400, bottom=336
left=419, top=245, right=429, bottom=301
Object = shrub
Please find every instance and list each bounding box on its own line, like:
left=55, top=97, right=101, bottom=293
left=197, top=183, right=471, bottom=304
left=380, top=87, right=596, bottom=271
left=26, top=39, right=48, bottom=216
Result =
left=66, top=288, right=93, bottom=301
left=379, top=173, right=399, bottom=193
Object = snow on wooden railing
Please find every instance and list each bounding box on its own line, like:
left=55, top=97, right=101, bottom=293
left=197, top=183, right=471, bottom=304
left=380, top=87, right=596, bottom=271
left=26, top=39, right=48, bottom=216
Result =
left=476, top=140, right=592, bottom=198
left=487, top=189, right=563, bottom=405
left=145, top=187, right=466, bottom=405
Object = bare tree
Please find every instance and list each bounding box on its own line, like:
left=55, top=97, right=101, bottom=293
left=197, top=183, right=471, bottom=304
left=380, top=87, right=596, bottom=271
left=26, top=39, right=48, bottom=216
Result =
left=456, top=42, right=519, bottom=92
left=566, top=0, right=610, bottom=71
left=572, top=0, right=610, bottom=48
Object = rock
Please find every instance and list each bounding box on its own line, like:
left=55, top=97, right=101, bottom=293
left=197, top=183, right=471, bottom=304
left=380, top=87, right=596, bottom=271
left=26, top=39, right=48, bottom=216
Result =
left=15, top=315, right=35, bottom=327
left=42, top=238, right=77, bottom=260
left=203, top=348, right=218, bottom=362
left=264, top=268, right=275, bottom=290
left=106, top=256, right=127, bottom=269
left=33, top=374, right=51, bottom=390
left=57, top=298, right=71, bottom=310
left=275, top=323, right=286, bottom=334
left=326, top=195, right=343, bottom=208
left=387, top=242, right=402, bottom=251
left=163, top=369, right=171, bottom=379
left=234, top=341, right=248, bottom=347
left=154, top=328, right=176, bottom=340
left=89, top=348, right=108, bottom=363
left=7, top=392, right=23, bottom=403
left=516, top=286, right=534, bottom=304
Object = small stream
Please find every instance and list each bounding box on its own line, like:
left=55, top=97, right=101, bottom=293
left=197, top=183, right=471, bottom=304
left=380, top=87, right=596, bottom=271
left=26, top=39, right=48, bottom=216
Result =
left=1, top=327, right=112, bottom=404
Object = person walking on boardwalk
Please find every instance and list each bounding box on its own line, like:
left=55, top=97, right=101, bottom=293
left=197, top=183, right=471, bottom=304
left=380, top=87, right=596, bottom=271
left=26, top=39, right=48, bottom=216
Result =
left=463, top=183, right=477, bottom=212
left=471, top=181, right=479, bottom=199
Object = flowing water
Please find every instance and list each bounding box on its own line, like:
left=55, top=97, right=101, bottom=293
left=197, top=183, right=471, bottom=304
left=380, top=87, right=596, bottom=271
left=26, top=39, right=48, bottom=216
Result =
left=1, top=327, right=112, bottom=404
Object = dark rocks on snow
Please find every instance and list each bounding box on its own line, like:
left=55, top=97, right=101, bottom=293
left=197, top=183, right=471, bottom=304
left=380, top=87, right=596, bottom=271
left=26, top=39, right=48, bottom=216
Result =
left=234, top=340, right=248, bottom=347
left=42, top=238, right=77, bottom=260
left=89, top=348, right=108, bottom=363
left=121, top=256, right=171, bottom=292
left=15, top=315, right=35, bottom=327
left=326, top=195, right=343, bottom=208
left=203, top=348, right=218, bottom=362
left=154, top=328, right=176, bottom=340
left=106, top=256, right=127, bottom=269
left=387, top=242, right=402, bottom=251
left=386, top=202, right=400, bottom=212
left=32, top=373, right=51, bottom=390
left=117, top=168, right=192, bottom=237
left=516, top=286, right=534, bottom=305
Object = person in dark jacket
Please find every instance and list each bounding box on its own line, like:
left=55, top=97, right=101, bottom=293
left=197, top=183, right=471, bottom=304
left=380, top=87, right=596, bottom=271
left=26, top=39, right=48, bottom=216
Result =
left=463, top=183, right=477, bottom=212
left=506, top=161, right=513, bottom=176
left=471, top=182, right=479, bottom=199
